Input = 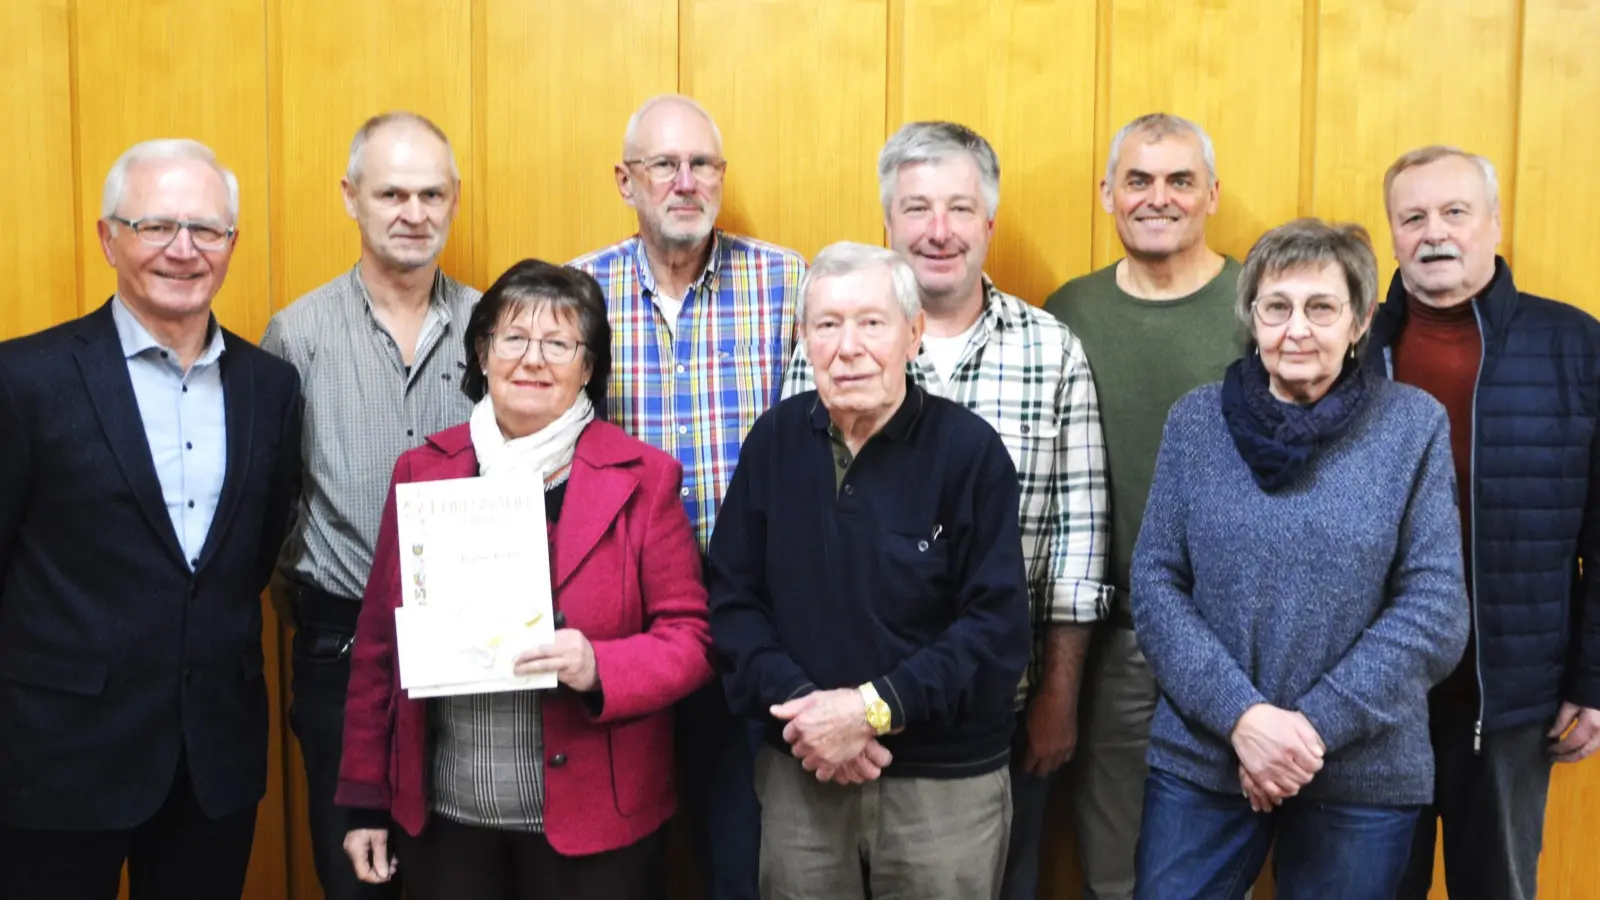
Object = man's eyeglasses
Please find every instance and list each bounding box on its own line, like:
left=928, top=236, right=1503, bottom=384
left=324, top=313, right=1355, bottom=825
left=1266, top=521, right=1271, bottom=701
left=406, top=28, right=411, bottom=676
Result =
left=490, top=333, right=586, bottom=365
left=622, top=155, right=727, bottom=185
left=108, top=216, right=236, bottom=251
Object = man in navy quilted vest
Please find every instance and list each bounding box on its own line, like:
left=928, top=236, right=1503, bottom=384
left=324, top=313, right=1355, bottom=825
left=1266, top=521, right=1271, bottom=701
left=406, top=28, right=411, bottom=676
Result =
left=1367, top=145, right=1600, bottom=900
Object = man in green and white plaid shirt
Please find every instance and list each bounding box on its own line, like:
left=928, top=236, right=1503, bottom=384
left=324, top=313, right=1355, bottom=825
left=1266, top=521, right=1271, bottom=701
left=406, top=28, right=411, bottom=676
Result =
left=781, top=121, right=1108, bottom=899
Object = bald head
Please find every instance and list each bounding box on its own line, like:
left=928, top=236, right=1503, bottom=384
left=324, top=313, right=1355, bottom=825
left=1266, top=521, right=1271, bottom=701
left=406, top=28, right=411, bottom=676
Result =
left=622, top=95, right=723, bottom=159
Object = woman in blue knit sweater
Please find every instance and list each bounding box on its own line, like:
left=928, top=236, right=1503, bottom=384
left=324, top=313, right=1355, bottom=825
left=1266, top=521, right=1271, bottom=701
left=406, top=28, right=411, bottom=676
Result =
left=1130, top=219, right=1470, bottom=899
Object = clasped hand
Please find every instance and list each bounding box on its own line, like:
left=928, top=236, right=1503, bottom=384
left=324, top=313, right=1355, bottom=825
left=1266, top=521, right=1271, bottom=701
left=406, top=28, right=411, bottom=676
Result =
left=1231, top=703, right=1325, bottom=813
left=771, top=688, right=894, bottom=784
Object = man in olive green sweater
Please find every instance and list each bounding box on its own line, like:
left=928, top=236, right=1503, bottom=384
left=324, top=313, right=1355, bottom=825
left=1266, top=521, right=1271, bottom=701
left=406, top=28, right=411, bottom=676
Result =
left=1043, top=113, right=1242, bottom=900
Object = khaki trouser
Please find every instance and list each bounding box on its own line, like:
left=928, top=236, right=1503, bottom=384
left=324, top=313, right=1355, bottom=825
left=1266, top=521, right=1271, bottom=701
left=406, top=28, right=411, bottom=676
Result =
left=1068, top=625, right=1159, bottom=900
left=755, top=744, right=1012, bottom=900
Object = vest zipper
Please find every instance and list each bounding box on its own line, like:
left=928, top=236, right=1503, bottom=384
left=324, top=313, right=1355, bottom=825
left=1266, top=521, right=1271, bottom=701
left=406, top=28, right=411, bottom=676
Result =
left=1469, top=301, right=1488, bottom=755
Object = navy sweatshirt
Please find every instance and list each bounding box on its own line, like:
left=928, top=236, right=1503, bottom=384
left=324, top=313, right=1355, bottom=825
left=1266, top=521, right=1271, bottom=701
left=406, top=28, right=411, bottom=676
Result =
left=707, top=385, right=1031, bottom=778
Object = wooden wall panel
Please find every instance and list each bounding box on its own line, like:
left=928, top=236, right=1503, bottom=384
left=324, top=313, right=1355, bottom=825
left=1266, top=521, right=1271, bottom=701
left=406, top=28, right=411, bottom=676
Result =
left=479, top=0, right=678, bottom=277
left=1512, top=0, right=1600, bottom=312
left=682, top=0, right=887, bottom=260
left=268, top=0, right=476, bottom=313
left=75, top=0, right=276, bottom=342
left=1097, top=0, right=1306, bottom=268
left=0, top=0, right=78, bottom=341
left=1311, top=0, right=1520, bottom=285
left=890, top=0, right=1099, bottom=305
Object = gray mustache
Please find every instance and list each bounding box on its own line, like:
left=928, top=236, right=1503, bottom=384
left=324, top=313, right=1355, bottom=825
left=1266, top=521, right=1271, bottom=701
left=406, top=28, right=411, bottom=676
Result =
left=1418, top=242, right=1462, bottom=261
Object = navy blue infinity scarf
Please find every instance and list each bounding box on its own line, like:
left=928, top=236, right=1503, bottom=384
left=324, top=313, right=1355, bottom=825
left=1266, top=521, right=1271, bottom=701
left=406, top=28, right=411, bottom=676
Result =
left=1220, top=352, right=1369, bottom=492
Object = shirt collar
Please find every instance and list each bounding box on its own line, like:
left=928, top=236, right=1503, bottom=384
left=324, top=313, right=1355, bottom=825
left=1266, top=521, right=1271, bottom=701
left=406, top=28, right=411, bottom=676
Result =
left=626, top=230, right=723, bottom=297
left=111, top=295, right=226, bottom=366
left=808, top=376, right=926, bottom=442
left=350, top=265, right=454, bottom=328
left=911, top=276, right=1012, bottom=370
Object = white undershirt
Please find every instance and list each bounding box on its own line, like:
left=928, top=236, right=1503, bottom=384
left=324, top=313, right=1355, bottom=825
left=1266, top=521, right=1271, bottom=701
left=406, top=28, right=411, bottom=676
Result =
left=921, top=316, right=983, bottom=385
left=654, top=291, right=685, bottom=339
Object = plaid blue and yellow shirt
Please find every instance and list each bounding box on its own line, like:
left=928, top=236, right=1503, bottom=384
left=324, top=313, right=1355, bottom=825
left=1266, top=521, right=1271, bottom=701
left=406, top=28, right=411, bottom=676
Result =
left=569, top=231, right=805, bottom=551
left=784, top=279, right=1110, bottom=707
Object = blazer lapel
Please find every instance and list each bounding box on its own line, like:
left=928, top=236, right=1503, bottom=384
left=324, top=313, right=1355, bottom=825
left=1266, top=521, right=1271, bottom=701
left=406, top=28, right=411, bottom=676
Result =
left=551, top=460, right=638, bottom=590
left=73, top=308, right=187, bottom=568
left=196, top=336, right=254, bottom=571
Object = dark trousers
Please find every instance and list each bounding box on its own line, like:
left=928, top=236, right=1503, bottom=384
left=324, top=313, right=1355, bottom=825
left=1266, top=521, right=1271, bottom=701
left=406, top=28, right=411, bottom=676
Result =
left=1000, top=709, right=1064, bottom=900
left=289, top=586, right=401, bottom=900
left=1134, top=769, right=1418, bottom=900
left=1397, top=706, right=1554, bottom=900
left=676, top=681, right=762, bottom=900
left=393, top=817, right=662, bottom=900
left=0, top=753, right=257, bottom=900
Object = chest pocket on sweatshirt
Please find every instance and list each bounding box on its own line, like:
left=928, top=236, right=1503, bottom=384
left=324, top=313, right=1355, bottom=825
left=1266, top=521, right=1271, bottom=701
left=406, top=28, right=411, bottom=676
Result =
left=876, top=521, right=954, bottom=628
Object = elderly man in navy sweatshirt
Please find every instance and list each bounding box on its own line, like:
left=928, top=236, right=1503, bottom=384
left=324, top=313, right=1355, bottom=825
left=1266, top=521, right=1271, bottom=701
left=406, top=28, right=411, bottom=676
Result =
left=708, top=241, right=1030, bottom=900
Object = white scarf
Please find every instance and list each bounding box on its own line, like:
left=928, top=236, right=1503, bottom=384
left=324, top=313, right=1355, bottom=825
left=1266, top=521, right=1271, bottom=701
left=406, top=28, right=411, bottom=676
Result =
left=469, top=393, right=594, bottom=483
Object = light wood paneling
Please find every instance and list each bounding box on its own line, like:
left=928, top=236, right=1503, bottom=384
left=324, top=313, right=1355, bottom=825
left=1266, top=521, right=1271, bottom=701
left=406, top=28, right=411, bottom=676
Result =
left=890, top=0, right=1099, bottom=306
left=0, top=0, right=78, bottom=341
left=682, top=0, right=887, bottom=260
left=479, top=0, right=678, bottom=276
left=1311, top=0, right=1520, bottom=284
left=1096, top=0, right=1307, bottom=268
left=268, top=0, right=476, bottom=313
left=1512, top=0, right=1600, bottom=312
left=75, top=0, right=275, bottom=342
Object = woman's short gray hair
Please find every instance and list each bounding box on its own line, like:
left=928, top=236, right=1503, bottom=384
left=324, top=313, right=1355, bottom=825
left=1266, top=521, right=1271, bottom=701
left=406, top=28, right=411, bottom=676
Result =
left=1236, top=218, right=1379, bottom=355
left=102, top=139, right=240, bottom=222
left=1104, top=113, right=1217, bottom=187
left=798, top=242, right=921, bottom=325
left=878, top=121, right=1000, bottom=219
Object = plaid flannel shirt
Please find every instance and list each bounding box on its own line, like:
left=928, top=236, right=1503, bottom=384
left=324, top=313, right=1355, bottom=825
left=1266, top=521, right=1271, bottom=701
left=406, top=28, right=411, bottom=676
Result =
left=569, top=231, right=805, bottom=551
left=783, top=279, right=1110, bottom=708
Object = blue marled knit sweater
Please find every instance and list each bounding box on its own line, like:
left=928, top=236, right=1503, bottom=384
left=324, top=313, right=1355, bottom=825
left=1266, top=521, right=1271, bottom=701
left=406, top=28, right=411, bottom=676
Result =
left=1132, top=377, right=1470, bottom=805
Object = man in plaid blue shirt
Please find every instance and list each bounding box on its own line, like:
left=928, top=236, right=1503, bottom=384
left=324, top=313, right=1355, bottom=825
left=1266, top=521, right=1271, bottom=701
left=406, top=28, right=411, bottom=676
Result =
left=782, top=122, right=1109, bottom=900
left=568, top=95, right=804, bottom=900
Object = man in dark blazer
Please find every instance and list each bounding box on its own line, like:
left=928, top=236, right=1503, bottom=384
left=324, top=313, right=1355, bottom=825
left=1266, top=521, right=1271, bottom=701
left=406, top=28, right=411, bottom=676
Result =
left=0, top=139, right=302, bottom=899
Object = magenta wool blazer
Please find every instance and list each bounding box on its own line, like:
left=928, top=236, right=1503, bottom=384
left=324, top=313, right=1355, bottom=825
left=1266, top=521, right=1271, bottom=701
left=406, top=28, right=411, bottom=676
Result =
left=335, top=419, right=714, bottom=855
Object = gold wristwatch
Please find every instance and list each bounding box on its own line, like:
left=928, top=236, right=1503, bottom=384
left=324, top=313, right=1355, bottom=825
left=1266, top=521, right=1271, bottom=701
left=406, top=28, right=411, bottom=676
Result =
left=859, top=682, right=892, bottom=736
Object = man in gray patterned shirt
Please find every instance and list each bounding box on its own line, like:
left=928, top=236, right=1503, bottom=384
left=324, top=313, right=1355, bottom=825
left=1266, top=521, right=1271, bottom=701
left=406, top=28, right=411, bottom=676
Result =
left=261, top=111, right=480, bottom=900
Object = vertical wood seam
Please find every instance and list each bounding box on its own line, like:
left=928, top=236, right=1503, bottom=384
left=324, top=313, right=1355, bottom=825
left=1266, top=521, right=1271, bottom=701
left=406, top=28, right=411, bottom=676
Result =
left=471, top=0, right=489, bottom=287
left=68, top=0, right=85, bottom=313
left=1505, top=0, right=1526, bottom=269
left=1298, top=0, right=1320, bottom=217
left=1089, top=0, right=1113, bottom=270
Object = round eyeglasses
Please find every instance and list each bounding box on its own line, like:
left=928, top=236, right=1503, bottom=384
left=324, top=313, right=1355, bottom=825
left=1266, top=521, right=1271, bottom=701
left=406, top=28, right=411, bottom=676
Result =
left=1252, top=297, right=1347, bottom=327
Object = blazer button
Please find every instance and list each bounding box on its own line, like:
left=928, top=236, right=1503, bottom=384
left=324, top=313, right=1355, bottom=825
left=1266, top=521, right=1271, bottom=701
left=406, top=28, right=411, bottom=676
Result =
left=549, top=753, right=568, bottom=768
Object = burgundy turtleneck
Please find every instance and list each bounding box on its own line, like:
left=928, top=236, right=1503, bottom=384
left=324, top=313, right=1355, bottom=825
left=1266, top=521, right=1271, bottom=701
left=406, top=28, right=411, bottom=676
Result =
left=1391, top=291, right=1482, bottom=711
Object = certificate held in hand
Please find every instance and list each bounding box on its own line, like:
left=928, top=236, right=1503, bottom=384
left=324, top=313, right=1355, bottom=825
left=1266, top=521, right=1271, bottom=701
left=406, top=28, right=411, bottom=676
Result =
left=393, top=476, right=557, bottom=697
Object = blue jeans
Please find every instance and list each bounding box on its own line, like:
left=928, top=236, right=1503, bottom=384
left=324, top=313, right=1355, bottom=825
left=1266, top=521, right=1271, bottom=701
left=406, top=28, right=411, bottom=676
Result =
left=1135, top=769, right=1419, bottom=900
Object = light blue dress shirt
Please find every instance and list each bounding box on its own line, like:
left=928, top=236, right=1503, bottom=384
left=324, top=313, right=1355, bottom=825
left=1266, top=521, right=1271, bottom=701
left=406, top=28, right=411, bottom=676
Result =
left=111, top=297, right=228, bottom=569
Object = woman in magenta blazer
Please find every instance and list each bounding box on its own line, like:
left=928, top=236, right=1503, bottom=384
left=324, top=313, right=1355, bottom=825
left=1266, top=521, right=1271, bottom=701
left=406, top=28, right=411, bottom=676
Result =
left=336, top=260, right=713, bottom=899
